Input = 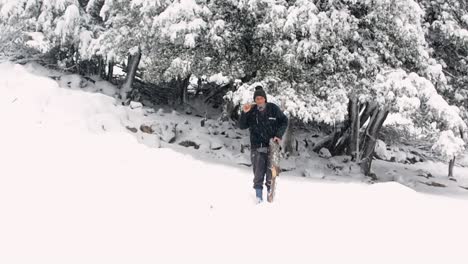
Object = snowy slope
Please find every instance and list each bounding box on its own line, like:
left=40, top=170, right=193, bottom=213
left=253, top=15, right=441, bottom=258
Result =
left=1, top=62, right=468, bottom=264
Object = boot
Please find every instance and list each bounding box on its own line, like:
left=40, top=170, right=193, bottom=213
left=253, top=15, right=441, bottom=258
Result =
left=255, top=188, right=263, bottom=203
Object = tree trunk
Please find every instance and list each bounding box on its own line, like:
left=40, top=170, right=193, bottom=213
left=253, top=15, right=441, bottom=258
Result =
left=170, top=75, right=191, bottom=106
left=327, top=101, right=376, bottom=156
left=107, top=60, right=114, bottom=82
left=449, top=158, right=455, bottom=178
left=284, top=118, right=295, bottom=155
left=221, top=100, right=236, bottom=121
left=312, top=97, right=388, bottom=177
left=359, top=107, right=389, bottom=176
left=356, top=108, right=360, bottom=162
left=120, top=48, right=141, bottom=102
left=181, top=79, right=187, bottom=105
left=97, top=57, right=105, bottom=78
left=204, top=81, right=233, bottom=105
left=180, top=75, right=190, bottom=105
left=447, top=127, right=465, bottom=178
left=347, top=96, right=360, bottom=161
left=359, top=102, right=378, bottom=128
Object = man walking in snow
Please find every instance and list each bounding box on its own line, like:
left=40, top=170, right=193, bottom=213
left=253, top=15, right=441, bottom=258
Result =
left=239, top=86, right=288, bottom=203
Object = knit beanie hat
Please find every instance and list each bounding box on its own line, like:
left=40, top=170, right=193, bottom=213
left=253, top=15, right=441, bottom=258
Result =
left=253, top=86, right=267, bottom=101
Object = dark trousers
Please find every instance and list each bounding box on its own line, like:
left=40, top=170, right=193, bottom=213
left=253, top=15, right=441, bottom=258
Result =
left=251, top=148, right=272, bottom=191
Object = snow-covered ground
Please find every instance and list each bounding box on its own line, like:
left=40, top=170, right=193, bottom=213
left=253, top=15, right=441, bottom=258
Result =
left=1, top=62, right=468, bottom=264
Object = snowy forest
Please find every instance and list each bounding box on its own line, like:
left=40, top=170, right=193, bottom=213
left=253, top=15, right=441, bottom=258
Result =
left=3, top=1, right=468, bottom=263
left=1, top=0, right=468, bottom=182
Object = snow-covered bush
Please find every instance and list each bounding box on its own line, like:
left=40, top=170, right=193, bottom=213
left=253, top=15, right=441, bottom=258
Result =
left=432, top=130, right=465, bottom=161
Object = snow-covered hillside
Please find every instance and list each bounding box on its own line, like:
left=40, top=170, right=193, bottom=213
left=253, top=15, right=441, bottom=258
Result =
left=1, top=62, right=468, bottom=264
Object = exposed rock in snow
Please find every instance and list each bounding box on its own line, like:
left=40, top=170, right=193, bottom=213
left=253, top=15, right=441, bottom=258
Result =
left=327, top=157, right=345, bottom=173
left=157, top=108, right=165, bottom=116
left=129, top=101, right=143, bottom=109
left=416, top=169, right=433, bottom=179
left=126, top=126, right=138, bottom=133
left=153, top=122, right=177, bottom=143
left=140, top=124, right=154, bottom=134
left=319, top=148, right=332, bottom=159
left=374, top=140, right=390, bottom=160
left=375, top=143, right=425, bottom=165
left=57, top=74, right=94, bottom=89
left=393, top=150, right=407, bottom=163
left=179, top=140, right=200, bottom=149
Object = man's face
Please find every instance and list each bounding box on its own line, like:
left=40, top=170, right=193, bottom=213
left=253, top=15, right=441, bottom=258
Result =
left=255, top=96, right=266, bottom=106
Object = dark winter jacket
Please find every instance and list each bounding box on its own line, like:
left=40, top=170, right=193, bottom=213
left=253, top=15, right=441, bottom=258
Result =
left=239, top=102, right=288, bottom=149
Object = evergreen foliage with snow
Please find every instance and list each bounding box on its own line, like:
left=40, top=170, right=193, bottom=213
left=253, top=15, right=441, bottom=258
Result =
left=0, top=0, right=466, bottom=173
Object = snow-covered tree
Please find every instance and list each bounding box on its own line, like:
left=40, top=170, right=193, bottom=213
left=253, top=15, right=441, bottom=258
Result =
left=2, top=0, right=466, bottom=178
left=432, top=130, right=466, bottom=178
left=0, top=0, right=94, bottom=69
left=84, top=0, right=212, bottom=101
left=226, top=0, right=466, bottom=176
